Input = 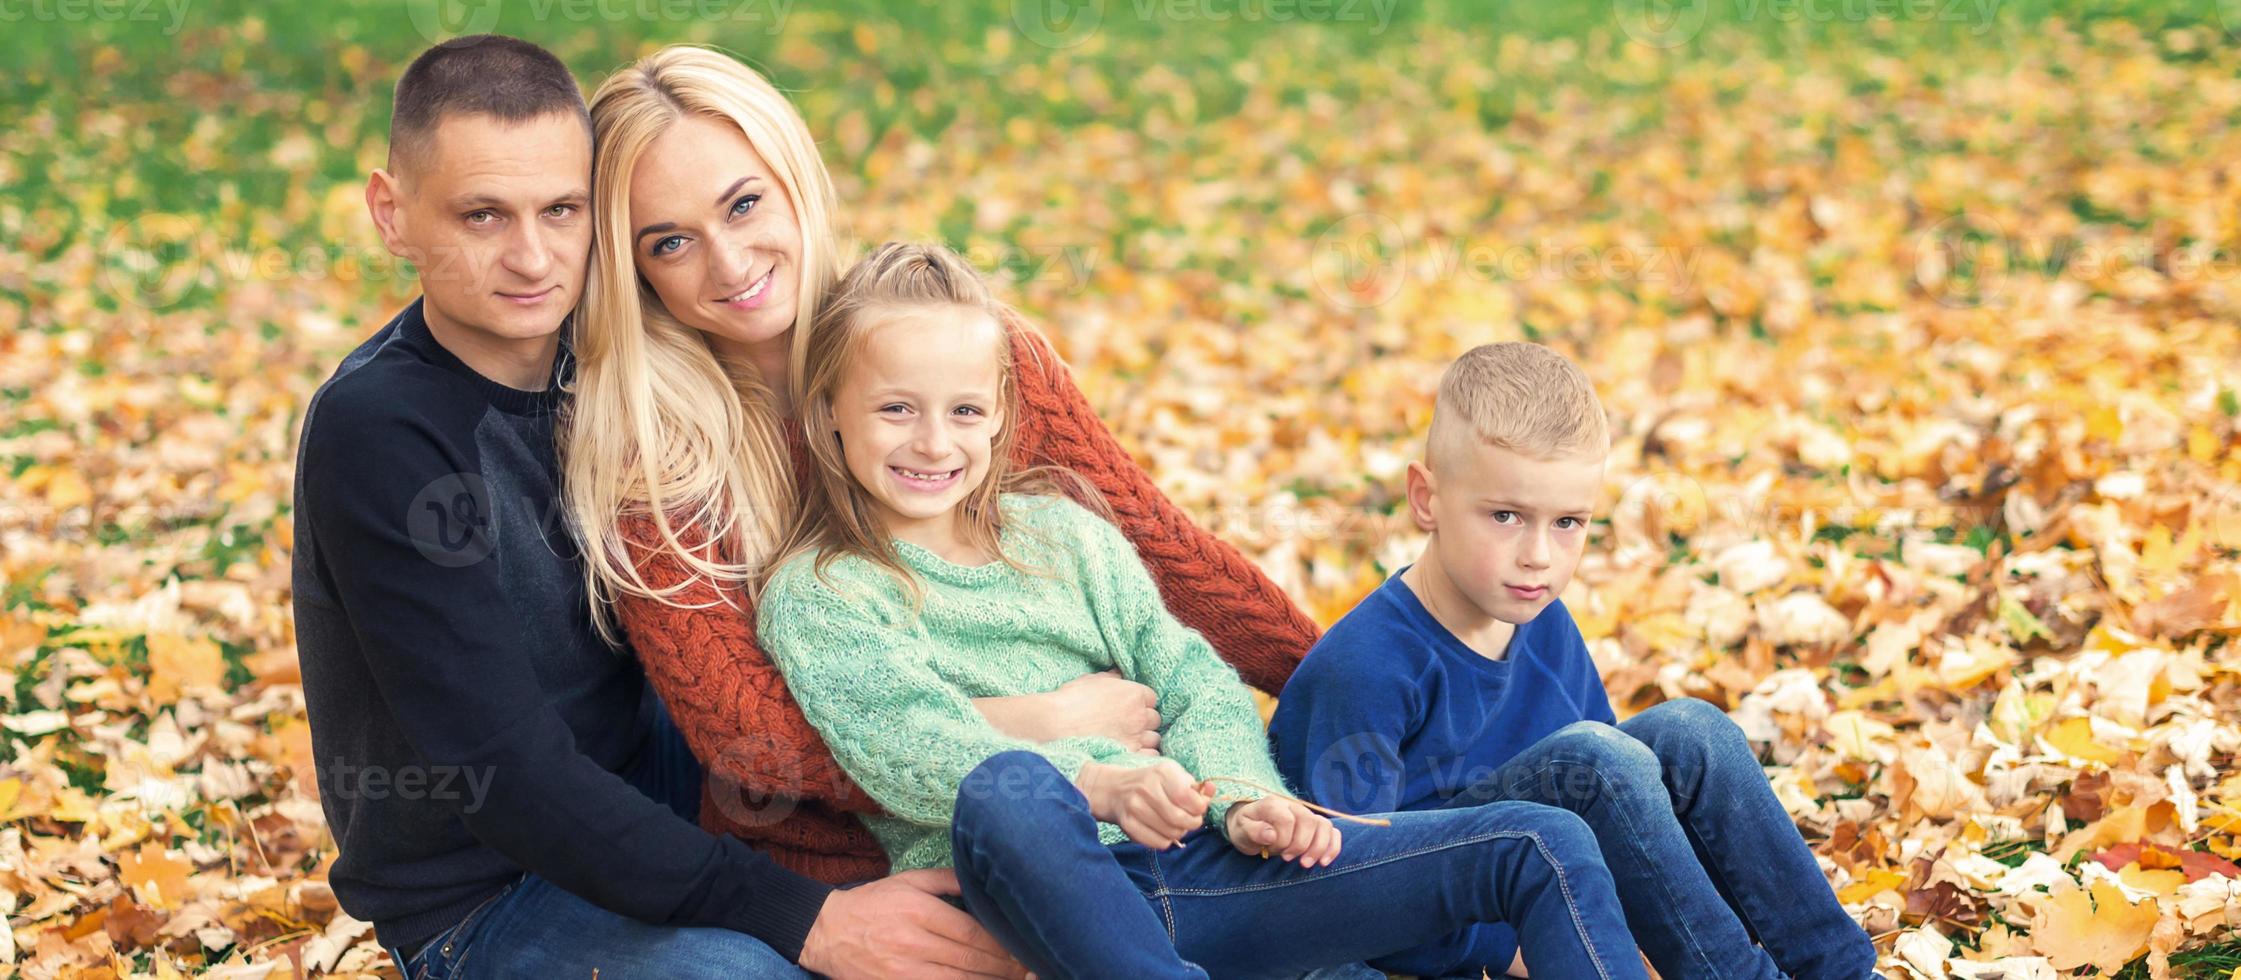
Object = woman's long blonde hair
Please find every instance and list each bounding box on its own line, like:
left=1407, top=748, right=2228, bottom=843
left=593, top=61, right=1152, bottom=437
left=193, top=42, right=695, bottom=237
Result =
left=563, top=45, right=840, bottom=642
left=764, top=242, right=1110, bottom=608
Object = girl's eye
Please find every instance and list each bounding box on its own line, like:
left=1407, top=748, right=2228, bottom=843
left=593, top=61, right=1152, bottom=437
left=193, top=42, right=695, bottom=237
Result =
left=879, top=404, right=911, bottom=415
left=731, top=194, right=759, bottom=217
left=651, top=235, right=684, bottom=256
left=953, top=405, right=984, bottom=417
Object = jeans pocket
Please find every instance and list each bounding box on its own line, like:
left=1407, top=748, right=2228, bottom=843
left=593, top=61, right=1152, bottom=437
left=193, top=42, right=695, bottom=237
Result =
left=414, top=875, right=526, bottom=980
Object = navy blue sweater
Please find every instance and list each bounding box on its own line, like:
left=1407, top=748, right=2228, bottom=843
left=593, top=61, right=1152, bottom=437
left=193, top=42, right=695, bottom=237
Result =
left=290, top=300, right=830, bottom=960
left=1269, top=567, right=1617, bottom=975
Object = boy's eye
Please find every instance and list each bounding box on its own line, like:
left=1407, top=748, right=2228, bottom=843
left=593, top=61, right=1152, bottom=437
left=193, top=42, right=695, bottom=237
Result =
left=1556, top=517, right=1583, bottom=530
left=1489, top=511, right=1518, bottom=524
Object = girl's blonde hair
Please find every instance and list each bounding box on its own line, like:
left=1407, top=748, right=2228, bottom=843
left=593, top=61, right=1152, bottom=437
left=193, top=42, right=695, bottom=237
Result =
left=764, top=241, right=1109, bottom=606
left=562, top=45, right=841, bottom=642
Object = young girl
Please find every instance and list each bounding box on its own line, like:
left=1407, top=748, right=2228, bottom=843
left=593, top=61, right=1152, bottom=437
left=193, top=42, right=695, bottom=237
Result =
left=754, top=242, right=1651, bottom=980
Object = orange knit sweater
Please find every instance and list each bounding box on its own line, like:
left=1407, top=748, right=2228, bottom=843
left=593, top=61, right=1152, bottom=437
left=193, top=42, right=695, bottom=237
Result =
left=613, top=316, right=1322, bottom=885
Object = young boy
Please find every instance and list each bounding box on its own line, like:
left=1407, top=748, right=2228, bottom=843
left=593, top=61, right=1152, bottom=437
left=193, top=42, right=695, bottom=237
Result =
left=1270, top=342, right=1880, bottom=980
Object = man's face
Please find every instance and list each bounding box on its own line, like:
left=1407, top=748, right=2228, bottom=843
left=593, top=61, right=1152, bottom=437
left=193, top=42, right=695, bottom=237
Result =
left=1413, top=441, right=1605, bottom=624
left=373, top=111, right=591, bottom=342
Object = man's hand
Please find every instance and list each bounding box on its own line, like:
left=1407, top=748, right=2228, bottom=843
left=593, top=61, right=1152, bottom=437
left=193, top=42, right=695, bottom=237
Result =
left=1075, top=759, right=1207, bottom=849
left=1224, top=797, right=1341, bottom=868
left=798, top=869, right=1031, bottom=980
left=975, top=670, right=1162, bottom=753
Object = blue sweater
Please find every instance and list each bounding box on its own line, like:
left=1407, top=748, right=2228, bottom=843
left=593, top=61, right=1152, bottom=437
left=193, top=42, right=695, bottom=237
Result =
left=1268, top=566, right=1617, bottom=973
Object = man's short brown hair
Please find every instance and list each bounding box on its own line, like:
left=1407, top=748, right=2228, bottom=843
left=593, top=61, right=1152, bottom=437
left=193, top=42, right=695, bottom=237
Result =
left=388, top=34, right=589, bottom=176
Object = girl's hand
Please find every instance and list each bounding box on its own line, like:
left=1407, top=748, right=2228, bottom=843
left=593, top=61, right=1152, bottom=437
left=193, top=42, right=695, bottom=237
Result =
left=1074, top=759, right=1208, bottom=849
left=1224, top=797, right=1341, bottom=868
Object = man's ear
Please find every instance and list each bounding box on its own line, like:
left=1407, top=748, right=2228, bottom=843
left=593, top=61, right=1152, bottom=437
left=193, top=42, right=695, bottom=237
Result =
left=1404, top=459, right=1438, bottom=532
left=366, top=168, right=409, bottom=259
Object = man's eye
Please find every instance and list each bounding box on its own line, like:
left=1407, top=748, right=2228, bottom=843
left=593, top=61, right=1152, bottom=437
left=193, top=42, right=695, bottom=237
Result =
left=466, top=210, right=496, bottom=225
left=546, top=204, right=578, bottom=219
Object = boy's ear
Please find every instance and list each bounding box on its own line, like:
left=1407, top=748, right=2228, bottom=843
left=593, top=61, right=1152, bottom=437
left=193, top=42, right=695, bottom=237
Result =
left=366, top=169, right=408, bottom=259
left=1403, top=459, right=1438, bottom=532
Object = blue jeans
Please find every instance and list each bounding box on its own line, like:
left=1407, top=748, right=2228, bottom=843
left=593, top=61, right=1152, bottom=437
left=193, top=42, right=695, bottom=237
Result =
left=950, top=750, right=1649, bottom=980
left=382, top=692, right=808, bottom=979
left=1408, top=698, right=1877, bottom=980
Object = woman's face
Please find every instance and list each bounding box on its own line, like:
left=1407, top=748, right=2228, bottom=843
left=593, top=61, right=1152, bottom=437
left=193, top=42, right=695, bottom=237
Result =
left=627, top=112, right=803, bottom=356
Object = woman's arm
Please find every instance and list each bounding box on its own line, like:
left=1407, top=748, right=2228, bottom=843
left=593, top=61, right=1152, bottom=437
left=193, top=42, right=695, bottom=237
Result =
left=1001, top=315, right=1321, bottom=694
left=612, top=514, right=884, bottom=814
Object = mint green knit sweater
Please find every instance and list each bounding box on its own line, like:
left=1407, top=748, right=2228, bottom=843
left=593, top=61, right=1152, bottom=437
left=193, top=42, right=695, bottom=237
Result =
left=755, top=493, right=1295, bottom=872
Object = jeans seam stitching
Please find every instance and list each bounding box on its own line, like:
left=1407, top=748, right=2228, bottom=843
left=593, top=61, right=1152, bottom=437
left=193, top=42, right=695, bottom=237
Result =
left=1154, top=828, right=1533, bottom=897
left=1145, top=851, right=1179, bottom=941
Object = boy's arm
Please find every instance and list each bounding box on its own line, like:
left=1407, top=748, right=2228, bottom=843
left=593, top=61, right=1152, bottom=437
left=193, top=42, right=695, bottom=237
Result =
left=755, top=568, right=1143, bottom=827
left=1266, top=612, right=1424, bottom=819
left=1064, top=500, right=1293, bottom=841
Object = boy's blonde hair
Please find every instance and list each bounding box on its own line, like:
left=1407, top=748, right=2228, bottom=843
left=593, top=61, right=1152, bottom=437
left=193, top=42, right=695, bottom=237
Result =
left=1426, top=342, right=1609, bottom=472
left=764, top=242, right=1109, bottom=606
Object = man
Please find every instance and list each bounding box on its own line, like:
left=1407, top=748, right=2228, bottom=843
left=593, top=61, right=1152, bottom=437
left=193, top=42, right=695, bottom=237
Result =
left=291, top=34, right=1029, bottom=978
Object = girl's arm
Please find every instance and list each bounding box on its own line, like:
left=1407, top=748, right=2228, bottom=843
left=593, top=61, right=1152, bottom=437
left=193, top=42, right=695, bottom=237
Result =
left=1001, top=315, right=1321, bottom=695
left=612, top=514, right=884, bottom=814
left=1062, top=497, right=1299, bottom=842
left=755, top=564, right=1153, bottom=828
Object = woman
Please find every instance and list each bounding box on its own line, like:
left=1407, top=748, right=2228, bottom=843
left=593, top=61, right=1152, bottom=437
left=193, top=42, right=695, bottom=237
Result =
left=560, top=45, right=1322, bottom=892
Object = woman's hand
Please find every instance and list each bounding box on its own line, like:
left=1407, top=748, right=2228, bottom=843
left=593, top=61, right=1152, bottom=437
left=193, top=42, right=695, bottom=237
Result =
left=975, top=670, right=1163, bottom=753
left=1224, top=797, right=1341, bottom=868
left=1074, top=759, right=1208, bottom=849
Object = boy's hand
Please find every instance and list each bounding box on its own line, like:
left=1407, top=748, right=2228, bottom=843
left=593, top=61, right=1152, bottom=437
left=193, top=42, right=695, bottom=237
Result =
left=1224, top=797, right=1341, bottom=867
left=1074, top=760, right=1208, bottom=849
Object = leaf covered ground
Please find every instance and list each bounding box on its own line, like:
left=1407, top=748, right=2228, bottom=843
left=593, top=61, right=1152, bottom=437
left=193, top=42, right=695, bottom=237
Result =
left=2, top=1, right=2239, bottom=976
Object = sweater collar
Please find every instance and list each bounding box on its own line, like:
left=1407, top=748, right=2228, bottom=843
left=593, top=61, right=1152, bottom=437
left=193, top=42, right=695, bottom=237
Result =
left=396, top=297, right=571, bottom=417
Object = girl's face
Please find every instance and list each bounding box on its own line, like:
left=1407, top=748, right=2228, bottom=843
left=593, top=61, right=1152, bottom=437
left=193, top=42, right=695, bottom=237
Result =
left=627, top=113, right=803, bottom=357
left=828, top=306, right=1008, bottom=551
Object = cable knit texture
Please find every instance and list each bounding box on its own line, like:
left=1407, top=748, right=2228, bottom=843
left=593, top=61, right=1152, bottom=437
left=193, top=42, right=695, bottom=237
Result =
left=612, top=319, right=1321, bottom=883
left=757, top=492, right=1297, bottom=872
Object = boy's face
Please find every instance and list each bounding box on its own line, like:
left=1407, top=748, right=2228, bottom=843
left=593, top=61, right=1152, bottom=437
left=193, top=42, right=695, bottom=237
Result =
left=828, top=306, right=1007, bottom=547
left=368, top=111, right=592, bottom=343
left=1407, top=440, right=1605, bottom=624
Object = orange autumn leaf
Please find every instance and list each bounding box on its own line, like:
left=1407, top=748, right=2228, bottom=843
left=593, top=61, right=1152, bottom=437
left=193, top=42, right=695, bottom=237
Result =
left=116, top=842, right=192, bottom=911
left=2028, top=879, right=2161, bottom=975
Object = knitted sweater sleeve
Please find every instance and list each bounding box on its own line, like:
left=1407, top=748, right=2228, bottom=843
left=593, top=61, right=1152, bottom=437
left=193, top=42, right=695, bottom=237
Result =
left=753, top=561, right=1117, bottom=827
left=1061, top=498, right=1297, bottom=842
left=1002, top=315, right=1321, bottom=693
left=611, top=514, right=882, bottom=814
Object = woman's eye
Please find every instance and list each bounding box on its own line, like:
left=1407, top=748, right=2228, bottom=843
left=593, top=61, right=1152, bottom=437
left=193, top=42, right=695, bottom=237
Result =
left=731, top=194, right=759, bottom=217
left=651, top=235, right=684, bottom=256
